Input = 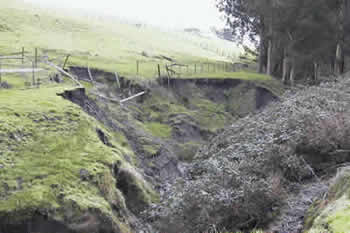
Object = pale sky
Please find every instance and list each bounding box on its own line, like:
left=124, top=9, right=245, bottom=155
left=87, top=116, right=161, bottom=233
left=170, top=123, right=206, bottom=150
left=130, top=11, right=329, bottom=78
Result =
left=22, top=0, right=225, bottom=29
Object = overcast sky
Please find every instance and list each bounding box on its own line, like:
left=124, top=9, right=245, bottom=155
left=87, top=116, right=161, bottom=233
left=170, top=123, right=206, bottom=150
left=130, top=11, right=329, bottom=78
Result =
left=22, top=0, right=225, bottom=29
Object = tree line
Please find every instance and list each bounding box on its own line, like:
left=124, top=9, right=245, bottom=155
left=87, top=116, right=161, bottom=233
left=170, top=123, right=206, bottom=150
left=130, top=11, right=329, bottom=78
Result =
left=217, top=0, right=349, bottom=84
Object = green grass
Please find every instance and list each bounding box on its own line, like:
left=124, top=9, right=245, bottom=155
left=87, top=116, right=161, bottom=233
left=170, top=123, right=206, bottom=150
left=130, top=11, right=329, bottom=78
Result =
left=187, top=71, right=273, bottom=81
left=0, top=0, right=241, bottom=80
left=144, top=122, right=172, bottom=139
left=0, top=86, right=155, bottom=231
left=306, top=169, right=350, bottom=233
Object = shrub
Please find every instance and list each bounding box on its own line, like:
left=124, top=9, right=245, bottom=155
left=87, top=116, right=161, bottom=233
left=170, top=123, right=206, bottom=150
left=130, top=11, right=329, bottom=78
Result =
left=150, top=77, right=350, bottom=232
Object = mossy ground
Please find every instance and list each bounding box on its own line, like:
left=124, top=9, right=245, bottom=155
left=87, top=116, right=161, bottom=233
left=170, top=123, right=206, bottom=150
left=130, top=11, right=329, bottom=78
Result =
left=305, top=169, right=350, bottom=233
left=0, top=86, right=156, bottom=231
left=144, top=122, right=172, bottom=139
left=142, top=88, right=235, bottom=135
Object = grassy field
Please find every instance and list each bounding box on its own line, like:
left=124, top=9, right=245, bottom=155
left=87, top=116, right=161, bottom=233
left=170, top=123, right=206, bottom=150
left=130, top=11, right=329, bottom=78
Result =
left=0, top=0, right=245, bottom=80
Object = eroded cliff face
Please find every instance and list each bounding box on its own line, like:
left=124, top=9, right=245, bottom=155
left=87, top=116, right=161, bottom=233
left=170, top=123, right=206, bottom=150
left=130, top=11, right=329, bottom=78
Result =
left=0, top=86, right=155, bottom=233
left=0, top=67, right=279, bottom=233
left=148, top=74, right=350, bottom=233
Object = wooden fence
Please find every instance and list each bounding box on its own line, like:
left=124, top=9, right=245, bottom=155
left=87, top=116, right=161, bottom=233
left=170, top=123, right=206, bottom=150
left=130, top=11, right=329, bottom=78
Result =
left=0, top=47, right=79, bottom=88
left=0, top=47, right=246, bottom=90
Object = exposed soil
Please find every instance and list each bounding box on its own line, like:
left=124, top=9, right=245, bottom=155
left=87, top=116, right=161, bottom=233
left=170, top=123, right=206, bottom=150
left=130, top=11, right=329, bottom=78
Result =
left=268, top=180, right=328, bottom=233
left=57, top=68, right=280, bottom=232
left=0, top=211, right=120, bottom=233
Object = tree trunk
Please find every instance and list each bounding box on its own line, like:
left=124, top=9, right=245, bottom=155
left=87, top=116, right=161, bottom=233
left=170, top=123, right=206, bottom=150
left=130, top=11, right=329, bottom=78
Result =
left=258, top=38, right=265, bottom=73
left=330, top=57, right=334, bottom=74
left=314, top=62, right=319, bottom=82
left=290, top=62, right=295, bottom=86
left=335, top=43, right=345, bottom=75
left=266, top=1, right=274, bottom=76
left=267, top=39, right=273, bottom=75
left=282, top=54, right=289, bottom=84
left=335, top=0, right=347, bottom=75
left=258, top=28, right=267, bottom=74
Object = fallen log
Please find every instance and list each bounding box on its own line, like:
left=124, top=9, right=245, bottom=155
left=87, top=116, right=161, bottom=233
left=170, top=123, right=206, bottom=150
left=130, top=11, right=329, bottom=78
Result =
left=45, top=61, right=82, bottom=87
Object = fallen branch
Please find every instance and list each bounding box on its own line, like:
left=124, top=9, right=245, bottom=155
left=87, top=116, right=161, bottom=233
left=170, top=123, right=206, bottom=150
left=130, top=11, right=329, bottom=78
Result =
left=90, top=91, right=120, bottom=103
left=120, top=91, right=145, bottom=103
left=90, top=91, right=146, bottom=104
left=87, top=66, right=94, bottom=83
left=115, top=72, right=121, bottom=88
left=45, top=61, right=82, bottom=87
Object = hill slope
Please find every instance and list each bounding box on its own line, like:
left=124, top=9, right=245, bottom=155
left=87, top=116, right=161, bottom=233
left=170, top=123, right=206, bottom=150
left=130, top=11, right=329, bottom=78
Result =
left=0, top=85, right=161, bottom=232
left=0, top=0, right=240, bottom=78
left=152, top=73, right=350, bottom=233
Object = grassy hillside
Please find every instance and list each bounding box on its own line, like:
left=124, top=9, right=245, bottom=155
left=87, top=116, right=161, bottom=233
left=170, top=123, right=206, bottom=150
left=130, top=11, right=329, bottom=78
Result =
left=0, top=85, right=158, bottom=232
left=0, top=0, right=242, bottom=79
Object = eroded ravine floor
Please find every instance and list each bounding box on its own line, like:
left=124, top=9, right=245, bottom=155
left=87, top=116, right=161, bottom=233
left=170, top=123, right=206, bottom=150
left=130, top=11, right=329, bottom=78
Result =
left=268, top=180, right=328, bottom=233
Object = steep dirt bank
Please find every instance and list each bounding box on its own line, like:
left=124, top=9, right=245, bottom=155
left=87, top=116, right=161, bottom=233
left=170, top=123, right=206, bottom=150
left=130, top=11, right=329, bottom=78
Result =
left=0, top=86, right=157, bottom=233
left=63, top=68, right=280, bottom=231
left=0, top=65, right=279, bottom=233
left=69, top=67, right=279, bottom=182
left=148, top=74, right=350, bottom=233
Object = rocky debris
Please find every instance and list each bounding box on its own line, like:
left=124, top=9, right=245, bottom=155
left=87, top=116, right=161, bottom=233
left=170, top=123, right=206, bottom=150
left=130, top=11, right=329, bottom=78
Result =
left=79, top=168, right=91, bottom=181
left=96, top=128, right=114, bottom=147
left=58, top=71, right=280, bottom=232
left=150, top=74, right=350, bottom=233
left=268, top=181, right=328, bottom=233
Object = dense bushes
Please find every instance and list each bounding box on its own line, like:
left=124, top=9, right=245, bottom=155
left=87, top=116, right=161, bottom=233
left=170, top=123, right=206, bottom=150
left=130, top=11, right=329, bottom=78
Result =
left=148, top=75, right=350, bottom=232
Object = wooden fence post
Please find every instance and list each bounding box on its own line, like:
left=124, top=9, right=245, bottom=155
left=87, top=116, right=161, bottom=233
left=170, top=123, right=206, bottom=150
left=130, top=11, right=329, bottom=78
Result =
left=62, top=54, right=70, bottom=70
left=136, top=61, right=139, bottom=75
left=32, top=62, right=35, bottom=86
left=165, top=65, right=170, bottom=88
left=35, top=48, right=38, bottom=68
left=157, top=64, right=161, bottom=78
left=21, top=47, right=24, bottom=64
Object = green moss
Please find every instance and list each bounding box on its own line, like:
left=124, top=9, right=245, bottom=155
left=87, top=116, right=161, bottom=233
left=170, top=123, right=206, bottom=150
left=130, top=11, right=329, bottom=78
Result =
left=117, top=165, right=159, bottom=213
left=144, top=122, right=172, bottom=139
left=192, top=98, right=232, bottom=133
left=177, top=142, right=200, bottom=162
left=327, top=204, right=350, bottom=233
left=306, top=169, right=350, bottom=233
left=143, top=144, right=161, bottom=158
left=0, top=86, right=153, bottom=231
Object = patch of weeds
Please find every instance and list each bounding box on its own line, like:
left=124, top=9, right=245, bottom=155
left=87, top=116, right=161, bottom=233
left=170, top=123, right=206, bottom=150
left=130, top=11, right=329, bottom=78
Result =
left=143, top=144, right=161, bottom=158
left=144, top=122, right=172, bottom=139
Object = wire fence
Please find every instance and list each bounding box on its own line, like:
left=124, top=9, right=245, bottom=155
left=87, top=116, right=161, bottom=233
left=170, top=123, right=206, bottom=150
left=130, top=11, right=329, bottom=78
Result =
left=0, top=47, right=71, bottom=89
left=0, top=47, right=250, bottom=90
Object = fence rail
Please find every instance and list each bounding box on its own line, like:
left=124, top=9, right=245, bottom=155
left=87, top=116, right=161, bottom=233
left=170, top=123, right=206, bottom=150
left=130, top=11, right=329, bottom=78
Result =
left=0, top=46, right=248, bottom=90
left=0, top=47, right=76, bottom=89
